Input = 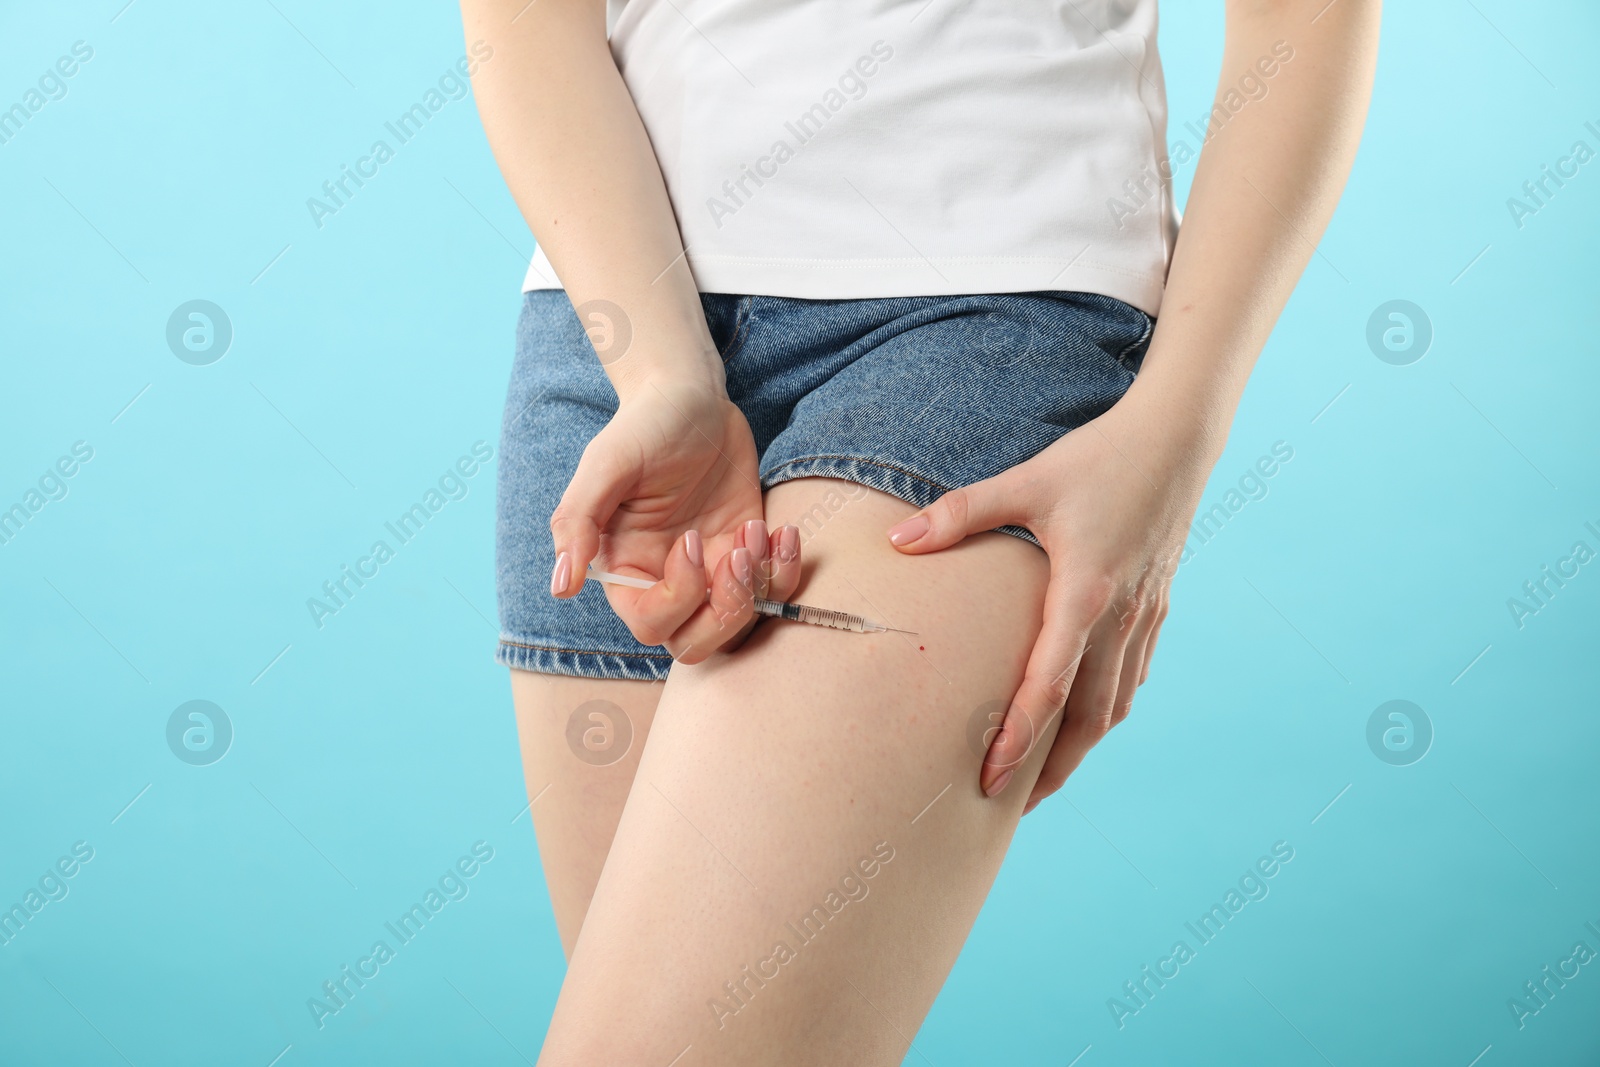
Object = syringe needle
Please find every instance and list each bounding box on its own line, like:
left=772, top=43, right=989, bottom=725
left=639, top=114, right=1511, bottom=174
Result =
left=863, top=621, right=919, bottom=635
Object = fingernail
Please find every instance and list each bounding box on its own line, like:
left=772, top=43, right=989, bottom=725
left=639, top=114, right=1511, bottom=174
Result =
left=550, top=551, right=571, bottom=597
left=778, top=525, right=800, bottom=564
left=732, top=546, right=753, bottom=587
left=984, top=769, right=1014, bottom=798
left=887, top=514, right=929, bottom=547
left=684, top=529, right=704, bottom=569
left=745, top=519, right=768, bottom=562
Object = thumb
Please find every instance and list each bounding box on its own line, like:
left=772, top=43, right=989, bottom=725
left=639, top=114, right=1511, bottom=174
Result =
left=886, top=472, right=1025, bottom=554
left=550, top=436, right=636, bottom=597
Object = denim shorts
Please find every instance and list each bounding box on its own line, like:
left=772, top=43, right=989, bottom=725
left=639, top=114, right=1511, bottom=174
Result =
left=495, top=289, right=1153, bottom=681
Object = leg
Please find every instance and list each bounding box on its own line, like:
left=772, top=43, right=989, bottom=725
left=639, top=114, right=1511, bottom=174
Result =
left=511, top=671, right=662, bottom=958
left=536, top=478, right=1060, bottom=1066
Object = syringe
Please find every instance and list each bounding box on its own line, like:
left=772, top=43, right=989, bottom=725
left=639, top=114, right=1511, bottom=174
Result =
left=584, top=566, right=917, bottom=635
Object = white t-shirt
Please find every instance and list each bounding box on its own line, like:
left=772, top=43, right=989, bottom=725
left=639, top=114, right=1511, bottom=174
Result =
left=523, top=0, right=1176, bottom=316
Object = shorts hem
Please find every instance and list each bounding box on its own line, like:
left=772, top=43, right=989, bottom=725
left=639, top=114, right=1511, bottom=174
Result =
left=496, top=637, right=672, bottom=682
left=761, top=454, right=1040, bottom=548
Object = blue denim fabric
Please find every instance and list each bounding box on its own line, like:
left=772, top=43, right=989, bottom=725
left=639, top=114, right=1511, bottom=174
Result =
left=496, top=289, right=1153, bottom=681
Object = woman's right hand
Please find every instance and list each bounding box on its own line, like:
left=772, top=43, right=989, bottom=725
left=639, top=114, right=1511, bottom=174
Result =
left=548, top=378, right=801, bottom=663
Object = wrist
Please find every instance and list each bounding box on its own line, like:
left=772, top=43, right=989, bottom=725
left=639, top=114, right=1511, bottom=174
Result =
left=611, top=357, right=728, bottom=408
left=1117, top=374, right=1233, bottom=474
left=608, top=346, right=727, bottom=404
left=566, top=290, right=728, bottom=402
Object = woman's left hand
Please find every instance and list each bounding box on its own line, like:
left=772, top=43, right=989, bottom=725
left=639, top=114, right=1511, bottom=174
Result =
left=885, top=395, right=1213, bottom=813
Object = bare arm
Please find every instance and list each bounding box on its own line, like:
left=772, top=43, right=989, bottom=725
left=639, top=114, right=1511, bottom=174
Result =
left=888, top=0, right=1383, bottom=807
left=460, top=0, right=722, bottom=398
left=463, top=0, right=794, bottom=656
left=1132, top=0, right=1383, bottom=464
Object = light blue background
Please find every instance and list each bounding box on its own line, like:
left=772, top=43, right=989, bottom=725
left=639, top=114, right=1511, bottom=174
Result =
left=2, top=2, right=1596, bottom=1064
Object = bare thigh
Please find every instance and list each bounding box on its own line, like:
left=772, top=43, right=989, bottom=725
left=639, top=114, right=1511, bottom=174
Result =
left=535, top=477, right=1059, bottom=1066
left=511, top=670, right=662, bottom=957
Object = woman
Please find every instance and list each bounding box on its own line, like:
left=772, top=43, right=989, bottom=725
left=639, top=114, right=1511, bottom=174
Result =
left=463, top=0, right=1378, bottom=1061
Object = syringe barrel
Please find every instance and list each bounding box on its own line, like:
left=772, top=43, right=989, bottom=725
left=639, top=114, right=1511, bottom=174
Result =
left=795, top=605, right=866, bottom=632
left=753, top=598, right=865, bottom=632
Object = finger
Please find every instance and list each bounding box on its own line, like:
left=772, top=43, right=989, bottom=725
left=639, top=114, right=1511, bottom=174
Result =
left=718, top=518, right=777, bottom=651
left=886, top=471, right=1028, bottom=555
left=1022, top=716, right=1097, bottom=815
left=739, top=519, right=770, bottom=598
left=1108, top=600, right=1160, bottom=729
left=618, top=529, right=708, bottom=647
left=549, top=437, right=635, bottom=597
left=1021, top=636, right=1127, bottom=808
left=1064, top=632, right=1129, bottom=741
left=716, top=543, right=760, bottom=642
left=767, top=524, right=802, bottom=603
left=1140, top=596, right=1169, bottom=685
left=979, top=583, right=1097, bottom=796
left=663, top=546, right=755, bottom=663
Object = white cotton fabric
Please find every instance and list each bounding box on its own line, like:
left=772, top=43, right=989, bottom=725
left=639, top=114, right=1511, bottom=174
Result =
left=525, top=0, right=1176, bottom=316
